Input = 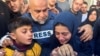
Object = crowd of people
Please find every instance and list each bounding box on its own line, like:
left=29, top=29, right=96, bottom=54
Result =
left=0, top=0, right=100, bottom=56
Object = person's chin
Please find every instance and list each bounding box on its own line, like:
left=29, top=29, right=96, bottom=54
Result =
left=38, top=21, right=45, bottom=24
left=13, top=9, right=19, bottom=13
left=26, top=42, right=32, bottom=45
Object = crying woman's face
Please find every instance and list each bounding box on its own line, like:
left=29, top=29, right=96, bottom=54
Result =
left=55, top=25, right=72, bottom=45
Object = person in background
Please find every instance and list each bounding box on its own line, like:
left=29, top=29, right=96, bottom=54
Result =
left=0, top=0, right=10, bottom=39
left=48, top=0, right=59, bottom=14
left=81, top=8, right=99, bottom=27
left=5, top=0, right=29, bottom=18
left=67, top=0, right=93, bottom=42
left=93, top=17, right=100, bottom=56
left=81, top=1, right=88, bottom=22
left=56, top=0, right=70, bottom=12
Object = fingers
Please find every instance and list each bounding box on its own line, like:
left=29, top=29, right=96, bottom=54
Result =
left=83, top=35, right=93, bottom=42
left=74, top=51, right=78, bottom=56
left=62, top=44, right=70, bottom=56
left=2, top=38, right=13, bottom=47
left=51, top=48, right=58, bottom=56
left=67, top=44, right=75, bottom=56
left=80, top=29, right=93, bottom=42
left=13, top=50, right=23, bottom=56
left=78, top=27, right=84, bottom=33
left=59, top=45, right=69, bottom=56
left=57, top=47, right=63, bottom=56
left=0, top=49, right=6, bottom=56
left=79, top=24, right=93, bottom=42
left=57, top=44, right=75, bottom=56
left=80, top=31, right=89, bottom=41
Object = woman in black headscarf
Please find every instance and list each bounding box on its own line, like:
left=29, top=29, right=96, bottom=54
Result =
left=81, top=8, right=99, bottom=27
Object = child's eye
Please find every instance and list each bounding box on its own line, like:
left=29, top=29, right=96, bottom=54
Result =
left=22, top=30, right=27, bottom=34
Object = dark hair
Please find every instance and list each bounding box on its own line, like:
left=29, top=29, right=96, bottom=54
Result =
left=8, top=17, right=32, bottom=33
left=90, top=5, right=96, bottom=9
left=83, top=1, right=88, bottom=5
left=54, top=22, right=66, bottom=28
left=54, top=22, right=67, bottom=31
left=87, top=8, right=99, bottom=20
left=83, top=8, right=99, bottom=27
left=53, top=22, right=73, bottom=45
left=98, top=8, right=100, bottom=17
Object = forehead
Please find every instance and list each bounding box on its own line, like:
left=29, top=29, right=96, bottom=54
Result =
left=74, top=0, right=83, bottom=3
left=91, top=11, right=97, bottom=14
left=29, top=0, right=47, bottom=9
left=6, top=0, right=17, bottom=2
left=82, top=4, right=88, bottom=7
left=55, top=25, right=69, bottom=32
left=17, top=25, right=32, bottom=30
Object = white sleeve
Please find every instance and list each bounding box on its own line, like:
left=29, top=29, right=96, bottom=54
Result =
left=0, top=35, right=10, bottom=46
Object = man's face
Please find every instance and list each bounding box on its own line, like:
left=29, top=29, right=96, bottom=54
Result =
left=11, top=25, right=33, bottom=45
left=81, top=4, right=88, bottom=14
left=55, top=25, right=71, bottom=44
left=6, top=0, right=22, bottom=12
left=29, top=0, right=48, bottom=24
left=72, top=0, right=83, bottom=13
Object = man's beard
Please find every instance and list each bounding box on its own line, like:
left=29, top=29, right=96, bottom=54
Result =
left=31, top=15, right=48, bottom=24
left=37, top=18, right=47, bottom=24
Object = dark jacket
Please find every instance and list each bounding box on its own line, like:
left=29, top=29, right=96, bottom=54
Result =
left=0, top=1, right=10, bottom=38
left=94, top=18, right=100, bottom=55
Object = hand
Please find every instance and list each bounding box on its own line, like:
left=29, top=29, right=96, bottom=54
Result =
left=51, top=7, right=59, bottom=14
left=78, top=24, right=93, bottom=42
left=2, top=38, right=13, bottom=47
left=57, top=44, right=75, bottom=56
left=13, top=50, right=24, bottom=56
left=51, top=44, right=76, bottom=56
left=0, top=49, right=6, bottom=56
left=21, top=3, right=29, bottom=14
left=51, top=47, right=59, bottom=56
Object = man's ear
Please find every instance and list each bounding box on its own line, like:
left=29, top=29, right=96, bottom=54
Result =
left=9, top=33, right=16, bottom=40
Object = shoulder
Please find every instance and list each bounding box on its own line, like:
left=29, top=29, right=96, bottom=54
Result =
left=34, top=43, right=41, bottom=49
left=31, top=43, right=41, bottom=56
left=3, top=47, right=14, bottom=56
left=21, top=13, right=31, bottom=19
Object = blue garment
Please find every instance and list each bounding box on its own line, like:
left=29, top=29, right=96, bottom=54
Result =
left=94, top=18, right=100, bottom=56
left=56, top=0, right=70, bottom=12
left=21, top=12, right=57, bottom=56
left=54, top=10, right=93, bottom=56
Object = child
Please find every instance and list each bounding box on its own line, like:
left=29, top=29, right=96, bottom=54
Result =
left=2, top=17, right=41, bottom=56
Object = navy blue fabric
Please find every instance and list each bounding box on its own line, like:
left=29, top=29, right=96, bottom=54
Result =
left=0, top=1, right=10, bottom=38
left=94, top=18, right=100, bottom=56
